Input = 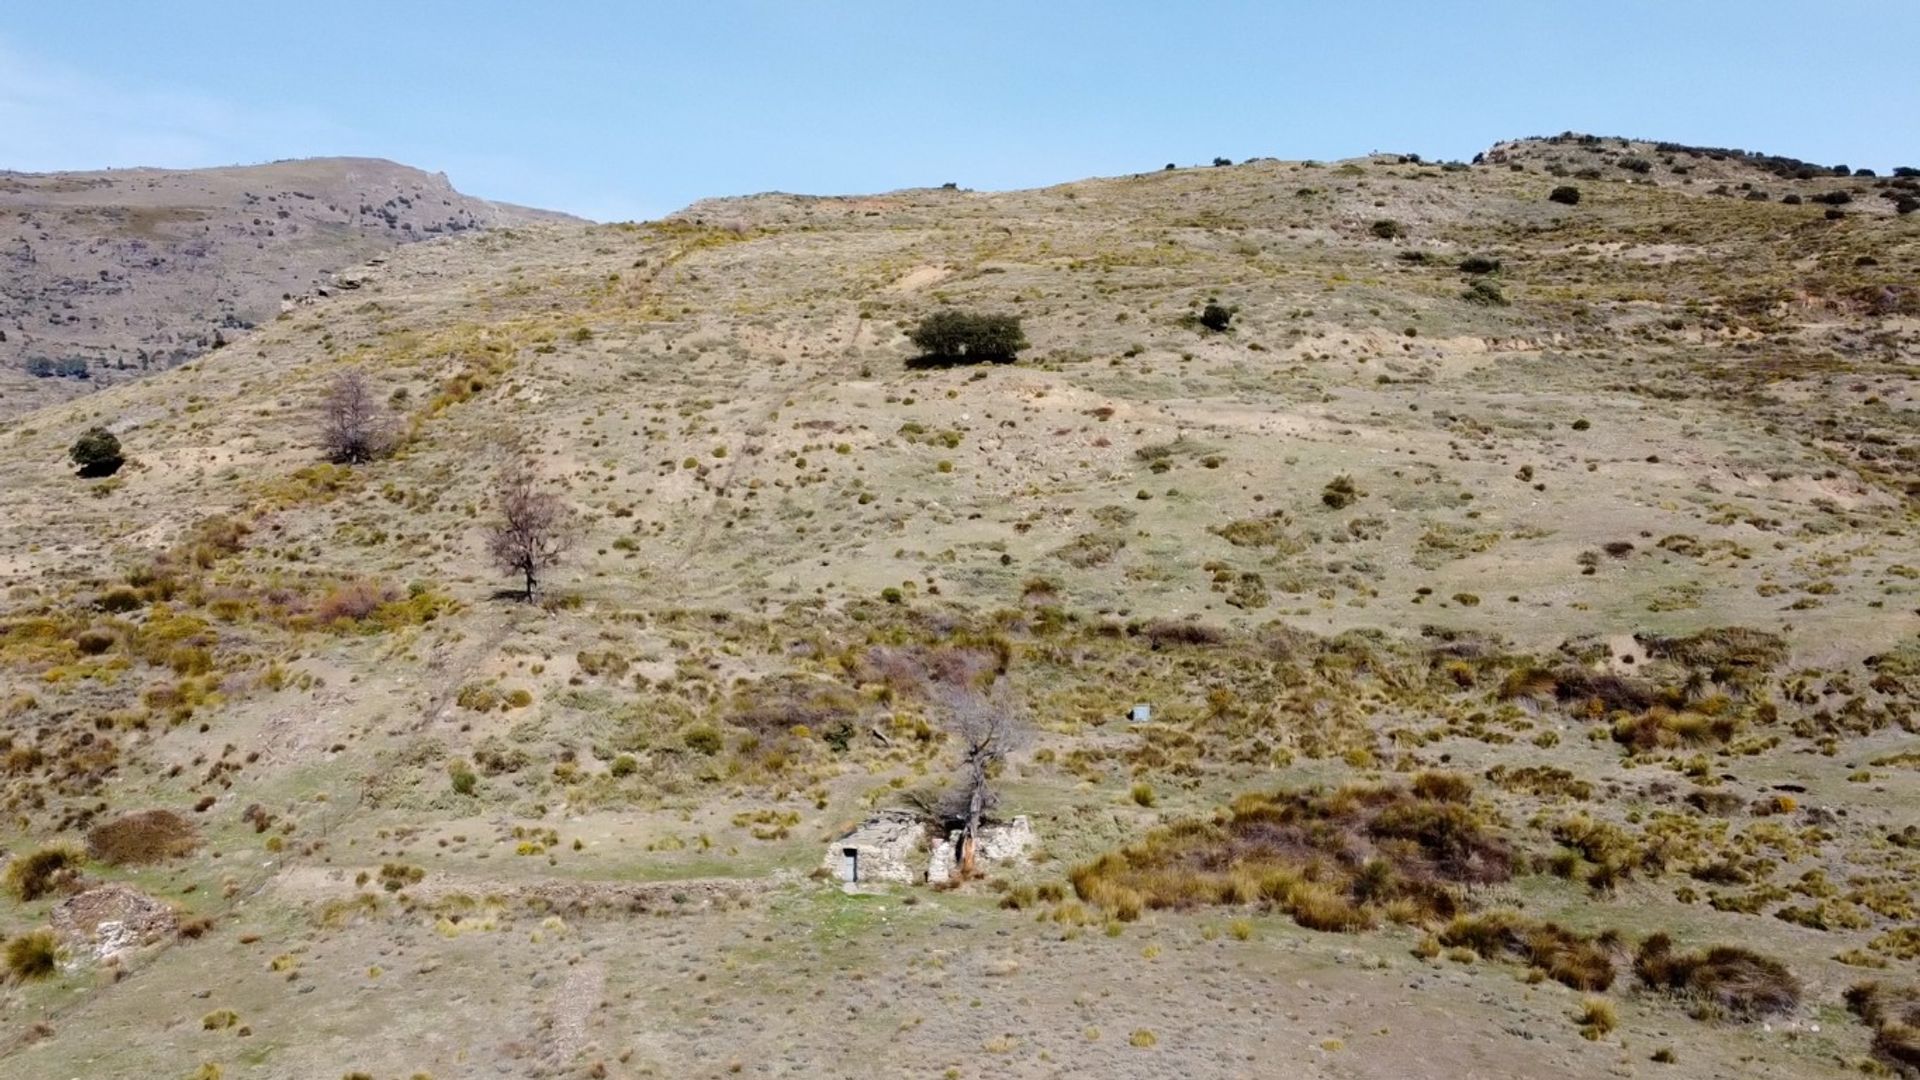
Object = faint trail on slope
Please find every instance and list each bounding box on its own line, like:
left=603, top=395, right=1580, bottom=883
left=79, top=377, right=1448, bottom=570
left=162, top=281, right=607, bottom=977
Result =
left=664, top=304, right=869, bottom=583
left=415, top=608, right=521, bottom=730
left=545, top=959, right=607, bottom=1070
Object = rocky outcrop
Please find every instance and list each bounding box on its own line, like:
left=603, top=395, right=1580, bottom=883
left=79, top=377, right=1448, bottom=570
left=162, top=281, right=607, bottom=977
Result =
left=50, top=884, right=177, bottom=962
left=0, top=158, right=574, bottom=418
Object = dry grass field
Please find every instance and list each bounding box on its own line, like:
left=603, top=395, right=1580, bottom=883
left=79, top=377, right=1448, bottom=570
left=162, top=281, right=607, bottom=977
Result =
left=0, top=135, right=1916, bottom=1079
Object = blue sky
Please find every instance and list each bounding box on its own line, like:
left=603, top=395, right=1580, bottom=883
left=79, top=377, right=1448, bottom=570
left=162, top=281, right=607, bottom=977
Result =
left=3, top=2, right=1915, bottom=221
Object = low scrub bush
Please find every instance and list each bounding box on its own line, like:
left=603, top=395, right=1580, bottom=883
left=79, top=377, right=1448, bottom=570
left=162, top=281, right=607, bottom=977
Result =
left=1499, top=665, right=1660, bottom=713
left=4, top=929, right=59, bottom=982
left=1846, top=981, right=1920, bottom=1075
left=1322, top=475, right=1361, bottom=509
left=86, top=809, right=200, bottom=865
left=1135, top=619, right=1225, bottom=648
left=1440, top=911, right=1617, bottom=990
left=1068, top=779, right=1511, bottom=932
left=1611, top=707, right=1741, bottom=752
left=1634, top=934, right=1800, bottom=1018
left=1462, top=279, right=1508, bottom=306
left=1548, top=185, right=1582, bottom=205
left=312, top=580, right=395, bottom=625
left=1635, top=627, right=1786, bottom=674
left=3, top=845, right=85, bottom=901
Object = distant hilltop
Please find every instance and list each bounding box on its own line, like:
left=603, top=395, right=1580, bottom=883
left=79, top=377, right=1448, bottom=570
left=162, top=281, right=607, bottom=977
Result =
left=0, top=157, right=574, bottom=418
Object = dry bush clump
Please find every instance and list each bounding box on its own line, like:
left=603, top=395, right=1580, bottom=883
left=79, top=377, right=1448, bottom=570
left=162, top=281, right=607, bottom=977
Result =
left=727, top=674, right=864, bottom=738
left=1633, top=933, right=1801, bottom=1018
left=1053, top=530, right=1127, bottom=568
left=1410, top=770, right=1474, bottom=803
left=1208, top=514, right=1307, bottom=553
left=852, top=637, right=1012, bottom=699
left=4, top=928, right=60, bottom=982
left=1611, top=706, right=1744, bottom=752
left=86, top=809, right=200, bottom=865
left=1636, top=627, right=1788, bottom=674
left=3, top=844, right=86, bottom=901
left=1068, top=776, right=1512, bottom=930
left=311, top=580, right=396, bottom=625
left=1500, top=665, right=1661, bottom=712
left=1492, top=647, right=1778, bottom=755
left=1549, top=814, right=1655, bottom=892
left=1135, top=619, right=1226, bottom=648
left=1485, top=764, right=1594, bottom=800
left=1846, top=981, right=1920, bottom=1076
left=1574, top=996, right=1617, bottom=1040
left=1439, top=910, right=1618, bottom=990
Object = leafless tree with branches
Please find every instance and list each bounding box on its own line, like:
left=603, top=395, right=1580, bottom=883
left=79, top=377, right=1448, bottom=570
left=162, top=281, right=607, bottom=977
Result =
left=930, top=680, right=1028, bottom=874
left=485, top=455, right=574, bottom=601
left=318, top=368, right=395, bottom=463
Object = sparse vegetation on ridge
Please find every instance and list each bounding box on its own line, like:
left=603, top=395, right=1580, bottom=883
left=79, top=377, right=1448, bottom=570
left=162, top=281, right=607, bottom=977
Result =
left=0, top=131, right=1913, bottom=1078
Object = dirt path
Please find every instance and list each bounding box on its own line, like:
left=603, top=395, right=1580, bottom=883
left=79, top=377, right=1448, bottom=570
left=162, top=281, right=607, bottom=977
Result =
left=544, top=959, right=606, bottom=1070
left=268, top=864, right=769, bottom=913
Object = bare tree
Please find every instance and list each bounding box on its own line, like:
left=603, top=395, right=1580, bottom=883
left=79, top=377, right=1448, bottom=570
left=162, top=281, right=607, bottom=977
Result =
left=931, top=681, right=1028, bottom=875
left=485, top=456, right=574, bottom=601
left=318, top=368, right=394, bottom=463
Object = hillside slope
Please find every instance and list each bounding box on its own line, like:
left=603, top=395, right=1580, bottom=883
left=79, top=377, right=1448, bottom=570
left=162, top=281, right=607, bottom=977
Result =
left=0, top=137, right=1916, bottom=1078
left=0, top=157, right=573, bottom=418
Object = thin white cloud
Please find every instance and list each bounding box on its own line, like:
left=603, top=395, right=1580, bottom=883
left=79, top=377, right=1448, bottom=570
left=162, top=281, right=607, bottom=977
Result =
left=0, top=37, right=354, bottom=171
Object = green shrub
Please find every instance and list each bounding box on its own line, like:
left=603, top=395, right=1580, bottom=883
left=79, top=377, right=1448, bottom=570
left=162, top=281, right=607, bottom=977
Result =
left=1462, top=279, right=1508, bottom=306
left=448, top=760, right=478, bottom=796
left=69, top=426, right=125, bottom=478
left=907, top=310, right=1026, bottom=364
